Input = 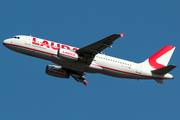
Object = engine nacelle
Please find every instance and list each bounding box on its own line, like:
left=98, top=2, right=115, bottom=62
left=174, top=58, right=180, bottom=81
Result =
left=46, top=65, right=70, bottom=78
left=57, top=48, right=78, bottom=61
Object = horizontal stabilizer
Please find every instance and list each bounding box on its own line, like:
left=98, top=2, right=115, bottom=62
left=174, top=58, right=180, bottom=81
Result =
left=152, top=65, right=176, bottom=75
left=155, top=79, right=163, bottom=84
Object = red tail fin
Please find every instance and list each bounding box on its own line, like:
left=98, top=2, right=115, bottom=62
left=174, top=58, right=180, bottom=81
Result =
left=141, top=45, right=175, bottom=70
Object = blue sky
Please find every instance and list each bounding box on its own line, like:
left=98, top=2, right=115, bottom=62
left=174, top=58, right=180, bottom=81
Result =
left=1, top=0, right=180, bottom=120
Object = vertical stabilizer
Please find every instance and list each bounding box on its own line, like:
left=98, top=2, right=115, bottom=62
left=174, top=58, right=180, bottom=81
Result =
left=141, top=45, right=175, bottom=70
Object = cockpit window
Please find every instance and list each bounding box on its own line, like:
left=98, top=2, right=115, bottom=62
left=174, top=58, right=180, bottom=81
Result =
left=13, top=36, right=20, bottom=39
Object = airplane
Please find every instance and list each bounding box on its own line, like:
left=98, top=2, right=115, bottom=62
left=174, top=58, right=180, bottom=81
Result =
left=3, top=33, right=176, bottom=86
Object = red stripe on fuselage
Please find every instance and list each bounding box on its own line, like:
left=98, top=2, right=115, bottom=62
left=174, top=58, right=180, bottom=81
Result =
left=4, top=43, right=163, bottom=79
left=91, top=63, right=163, bottom=79
left=3, top=43, right=57, bottom=56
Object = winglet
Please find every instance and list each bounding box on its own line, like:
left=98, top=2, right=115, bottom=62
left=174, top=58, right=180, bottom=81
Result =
left=119, top=33, right=125, bottom=37
left=84, top=82, right=89, bottom=86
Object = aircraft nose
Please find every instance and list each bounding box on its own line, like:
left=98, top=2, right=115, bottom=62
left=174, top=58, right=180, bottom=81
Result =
left=3, top=38, right=11, bottom=46
left=3, top=38, right=13, bottom=49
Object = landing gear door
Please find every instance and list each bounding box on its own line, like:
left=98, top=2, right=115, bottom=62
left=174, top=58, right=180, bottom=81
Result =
left=25, top=36, right=31, bottom=45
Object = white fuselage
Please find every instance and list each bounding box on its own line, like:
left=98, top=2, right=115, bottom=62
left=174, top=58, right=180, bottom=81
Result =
left=3, top=35, right=173, bottom=80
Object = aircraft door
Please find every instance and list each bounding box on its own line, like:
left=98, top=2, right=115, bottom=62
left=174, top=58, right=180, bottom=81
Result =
left=136, top=64, right=142, bottom=74
left=25, top=36, right=31, bottom=45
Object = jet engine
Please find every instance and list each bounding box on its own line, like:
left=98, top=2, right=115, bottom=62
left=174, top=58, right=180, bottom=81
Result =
left=57, top=48, right=79, bottom=61
left=46, top=65, right=70, bottom=78
left=46, top=65, right=89, bottom=86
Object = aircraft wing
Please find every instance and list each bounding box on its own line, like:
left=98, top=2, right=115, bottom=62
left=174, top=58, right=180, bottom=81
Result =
left=76, top=33, right=124, bottom=64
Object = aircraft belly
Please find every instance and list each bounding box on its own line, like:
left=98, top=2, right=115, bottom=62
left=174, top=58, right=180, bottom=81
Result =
left=95, top=61, right=147, bottom=79
left=99, top=68, right=136, bottom=79
left=101, top=68, right=149, bottom=79
left=7, top=43, right=53, bottom=61
left=5, top=44, right=26, bottom=54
